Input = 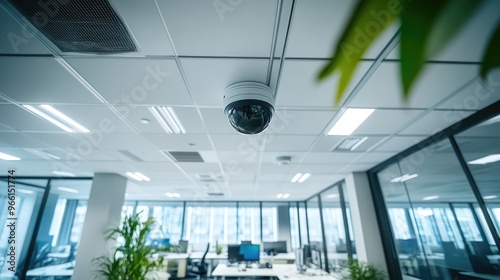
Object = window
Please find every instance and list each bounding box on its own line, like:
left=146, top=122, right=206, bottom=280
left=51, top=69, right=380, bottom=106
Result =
left=261, top=205, right=278, bottom=241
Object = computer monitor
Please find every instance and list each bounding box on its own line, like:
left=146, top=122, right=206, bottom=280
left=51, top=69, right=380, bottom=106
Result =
left=151, top=238, right=170, bottom=250
left=274, top=241, right=287, bottom=253
left=227, top=244, right=241, bottom=263
left=239, top=244, right=260, bottom=262
left=263, top=241, right=274, bottom=253
left=240, top=240, right=252, bottom=244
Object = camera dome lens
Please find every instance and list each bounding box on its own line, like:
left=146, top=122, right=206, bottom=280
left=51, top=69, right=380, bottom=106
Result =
left=223, top=81, right=275, bottom=135
left=226, top=103, right=273, bottom=134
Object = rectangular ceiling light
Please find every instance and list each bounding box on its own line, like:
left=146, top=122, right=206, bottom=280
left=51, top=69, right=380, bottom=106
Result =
left=58, top=187, right=79, bottom=194
left=40, top=105, right=89, bottom=132
left=23, top=105, right=89, bottom=133
left=149, top=106, right=186, bottom=134
left=0, top=152, right=20, bottom=161
left=18, top=189, right=35, bottom=195
left=134, top=172, right=150, bottom=182
left=291, top=173, right=311, bottom=183
left=390, top=174, right=418, bottom=183
left=298, top=173, right=311, bottom=183
left=327, top=108, right=375, bottom=135
left=53, top=171, right=75, bottom=177
left=166, top=192, right=180, bottom=198
left=468, top=154, right=500, bottom=165
left=126, top=172, right=143, bottom=181
left=422, top=195, right=439, bottom=201
left=291, top=173, right=302, bottom=183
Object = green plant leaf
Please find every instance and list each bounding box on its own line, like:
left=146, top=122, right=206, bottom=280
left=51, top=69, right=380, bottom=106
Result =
left=481, top=23, right=500, bottom=78
left=400, top=0, right=448, bottom=98
left=426, top=0, right=483, bottom=58
left=318, top=0, right=401, bottom=104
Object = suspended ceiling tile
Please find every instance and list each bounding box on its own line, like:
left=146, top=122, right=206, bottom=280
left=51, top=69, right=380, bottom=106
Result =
left=110, top=0, right=175, bottom=55
left=399, top=110, right=475, bottom=136
left=0, top=122, right=14, bottom=132
left=286, top=0, right=400, bottom=59
left=180, top=58, right=269, bottom=106
left=302, top=152, right=363, bottom=164
left=89, top=133, right=156, bottom=150
left=0, top=57, right=103, bottom=104
left=437, top=79, right=499, bottom=111
left=357, top=151, right=398, bottom=163
left=0, top=6, right=51, bottom=55
left=276, top=60, right=371, bottom=108
left=264, top=135, right=317, bottom=151
left=198, top=108, right=236, bottom=134
left=266, top=109, right=335, bottom=135
left=128, top=161, right=180, bottom=173
left=210, top=133, right=264, bottom=152
left=66, top=57, right=192, bottom=105
left=143, top=133, right=213, bottom=151
left=157, top=0, right=277, bottom=56
left=374, top=136, right=427, bottom=152
left=348, top=62, right=479, bottom=108
left=23, top=133, right=86, bottom=148
left=176, top=162, right=221, bottom=174
left=0, top=132, right=50, bottom=149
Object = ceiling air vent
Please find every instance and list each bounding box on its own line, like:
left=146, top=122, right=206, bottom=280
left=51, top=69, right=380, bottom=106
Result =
left=166, top=151, right=204, bottom=163
left=333, top=137, right=368, bottom=151
left=206, top=192, right=224, bottom=197
left=8, top=0, right=136, bottom=54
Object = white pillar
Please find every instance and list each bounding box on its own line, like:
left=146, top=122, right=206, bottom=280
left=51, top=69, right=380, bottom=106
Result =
left=72, top=173, right=127, bottom=280
left=277, top=205, right=292, bottom=252
left=345, top=172, right=387, bottom=272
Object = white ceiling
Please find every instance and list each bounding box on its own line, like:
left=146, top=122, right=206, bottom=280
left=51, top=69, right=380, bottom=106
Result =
left=0, top=0, right=499, bottom=202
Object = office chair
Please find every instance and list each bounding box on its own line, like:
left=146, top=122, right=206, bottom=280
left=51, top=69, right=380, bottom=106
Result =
left=190, top=243, right=210, bottom=279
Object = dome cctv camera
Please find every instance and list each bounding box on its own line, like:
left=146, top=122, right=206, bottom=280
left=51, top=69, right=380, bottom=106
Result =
left=223, top=81, right=275, bottom=135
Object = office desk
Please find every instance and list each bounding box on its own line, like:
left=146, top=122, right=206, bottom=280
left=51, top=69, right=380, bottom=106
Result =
left=26, top=262, right=74, bottom=277
left=261, top=252, right=296, bottom=263
left=212, top=263, right=336, bottom=280
left=158, top=253, right=189, bottom=278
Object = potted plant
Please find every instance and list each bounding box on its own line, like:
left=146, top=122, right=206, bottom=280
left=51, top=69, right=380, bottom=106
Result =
left=340, top=259, right=387, bottom=280
left=94, top=213, right=165, bottom=280
left=215, top=244, right=223, bottom=255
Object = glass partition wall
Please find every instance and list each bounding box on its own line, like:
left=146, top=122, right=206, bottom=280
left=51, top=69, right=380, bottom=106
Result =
left=369, top=104, right=500, bottom=280
left=300, top=182, right=356, bottom=273
left=0, top=177, right=92, bottom=280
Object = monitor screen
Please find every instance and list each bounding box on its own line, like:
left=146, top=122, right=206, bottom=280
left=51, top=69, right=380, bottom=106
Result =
left=274, top=241, right=287, bottom=253
left=227, top=244, right=241, bottom=262
left=151, top=238, right=170, bottom=249
left=239, top=244, right=260, bottom=262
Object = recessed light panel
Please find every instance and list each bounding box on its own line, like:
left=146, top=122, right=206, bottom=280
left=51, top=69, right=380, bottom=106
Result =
left=328, top=108, right=375, bottom=136
left=468, top=154, right=500, bottom=165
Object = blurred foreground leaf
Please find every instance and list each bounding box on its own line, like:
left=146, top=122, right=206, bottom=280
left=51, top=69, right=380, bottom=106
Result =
left=318, top=0, right=401, bottom=105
